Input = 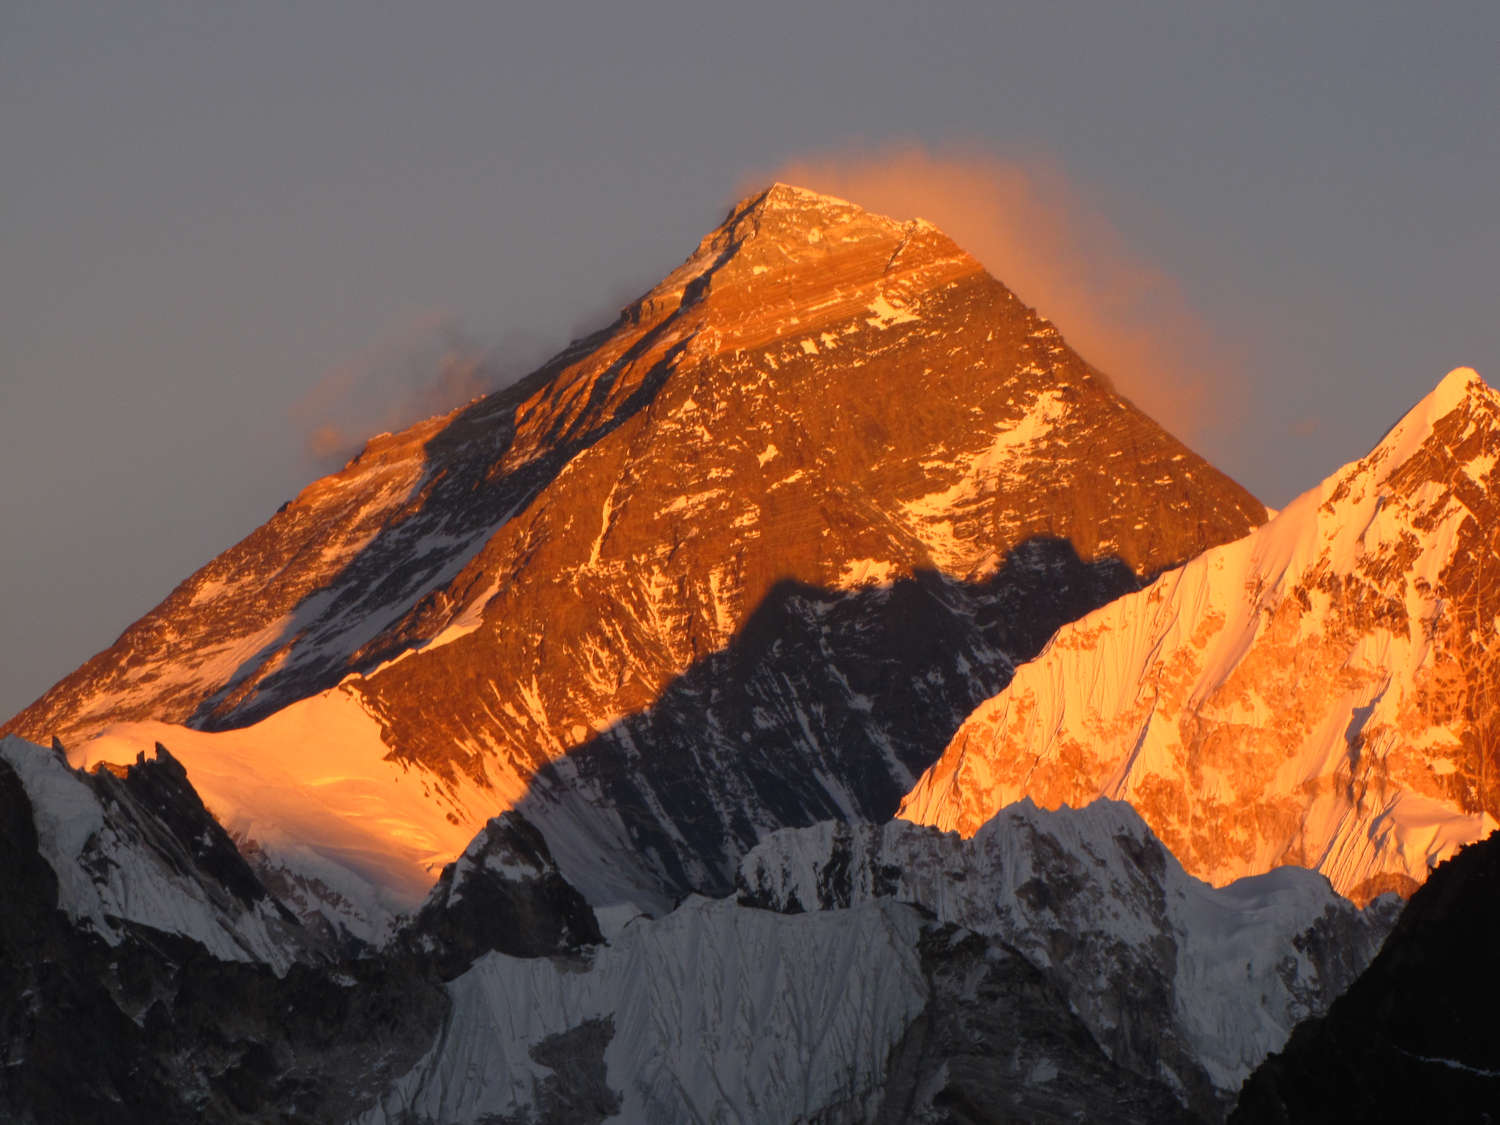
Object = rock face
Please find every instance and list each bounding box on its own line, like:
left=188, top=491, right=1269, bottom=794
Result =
left=0, top=735, right=447, bottom=1125
left=407, top=811, right=603, bottom=979
left=361, top=891, right=1205, bottom=1125
left=901, top=368, right=1500, bottom=903
left=738, top=800, right=1396, bottom=1117
left=0, top=735, right=307, bottom=970
left=1232, top=829, right=1500, bottom=1123
left=10, top=184, right=1264, bottom=921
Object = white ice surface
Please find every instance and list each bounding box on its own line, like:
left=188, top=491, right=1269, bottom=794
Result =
left=742, top=798, right=1393, bottom=1093
left=71, top=688, right=492, bottom=944
left=1, top=734, right=298, bottom=971
left=359, top=896, right=926, bottom=1125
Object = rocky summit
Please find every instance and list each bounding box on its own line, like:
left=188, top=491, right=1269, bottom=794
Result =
left=4, top=184, right=1485, bottom=1123
left=7, top=184, right=1264, bottom=929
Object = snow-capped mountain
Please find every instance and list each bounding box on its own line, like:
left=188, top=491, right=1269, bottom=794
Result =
left=901, top=368, right=1500, bottom=903
left=7, top=184, right=1264, bottom=931
left=5, top=184, right=1454, bottom=1123
left=354, top=800, right=1391, bottom=1124
left=739, top=800, right=1395, bottom=1112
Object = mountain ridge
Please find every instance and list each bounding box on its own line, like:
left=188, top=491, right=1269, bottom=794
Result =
left=10, top=184, right=1266, bottom=932
left=900, top=366, right=1500, bottom=903
left=0, top=184, right=1476, bottom=1123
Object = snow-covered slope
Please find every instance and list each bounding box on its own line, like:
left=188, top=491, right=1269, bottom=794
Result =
left=0, top=734, right=306, bottom=972
left=21, top=184, right=1266, bottom=928
left=363, top=896, right=928, bottom=1125
left=740, top=799, right=1395, bottom=1106
left=901, top=368, right=1500, bottom=903
left=68, top=689, right=494, bottom=944
left=362, top=885, right=1206, bottom=1125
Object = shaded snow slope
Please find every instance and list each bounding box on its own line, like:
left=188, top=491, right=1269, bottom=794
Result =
left=361, top=897, right=928, bottom=1125
left=902, top=368, right=1500, bottom=903
left=362, top=887, right=1196, bottom=1125
left=69, top=688, right=494, bottom=945
left=0, top=734, right=306, bottom=972
left=740, top=799, right=1395, bottom=1105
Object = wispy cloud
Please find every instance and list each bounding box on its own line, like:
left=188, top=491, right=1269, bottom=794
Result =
left=289, top=313, right=551, bottom=468
left=759, top=145, right=1244, bottom=448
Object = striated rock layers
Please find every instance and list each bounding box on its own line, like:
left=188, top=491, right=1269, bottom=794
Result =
left=7, top=185, right=1263, bottom=919
left=902, top=368, right=1500, bottom=904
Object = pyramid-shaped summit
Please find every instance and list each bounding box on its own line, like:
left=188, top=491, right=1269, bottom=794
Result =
left=610, top=181, right=973, bottom=353
left=902, top=367, right=1500, bottom=905
left=9, top=185, right=1265, bottom=930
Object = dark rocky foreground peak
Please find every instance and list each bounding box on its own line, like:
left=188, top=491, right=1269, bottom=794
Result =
left=0, top=736, right=446, bottom=1123
left=1232, top=828, right=1500, bottom=1123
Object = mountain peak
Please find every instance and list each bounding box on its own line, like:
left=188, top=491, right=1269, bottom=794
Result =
left=1380, top=365, right=1493, bottom=447
left=1345, top=366, right=1498, bottom=501
left=901, top=362, right=1500, bottom=903
left=760, top=180, right=862, bottom=211
left=742, top=181, right=935, bottom=230
left=1429, top=364, right=1489, bottom=407
left=742, top=181, right=907, bottom=227
left=694, top=180, right=939, bottom=267
left=613, top=180, right=977, bottom=351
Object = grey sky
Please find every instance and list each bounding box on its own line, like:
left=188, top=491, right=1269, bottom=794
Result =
left=3, top=1, right=1496, bottom=719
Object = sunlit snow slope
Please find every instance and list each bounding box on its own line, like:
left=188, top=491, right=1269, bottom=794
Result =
left=19, top=184, right=1265, bottom=924
left=0, top=735, right=307, bottom=971
left=68, top=690, right=491, bottom=943
left=902, top=368, right=1500, bottom=903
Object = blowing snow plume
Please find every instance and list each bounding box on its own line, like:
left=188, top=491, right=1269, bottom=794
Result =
left=291, top=313, right=554, bottom=469
left=764, top=147, right=1240, bottom=446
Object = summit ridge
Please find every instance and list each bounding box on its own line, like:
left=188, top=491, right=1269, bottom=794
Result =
left=901, top=366, right=1500, bottom=903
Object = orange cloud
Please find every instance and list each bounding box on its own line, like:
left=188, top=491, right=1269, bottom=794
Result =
left=290, top=313, right=494, bottom=467
left=758, top=145, right=1242, bottom=448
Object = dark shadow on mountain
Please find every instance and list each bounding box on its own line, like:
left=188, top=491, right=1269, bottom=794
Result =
left=500, top=537, right=1139, bottom=908
left=185, top=275, right=726, bottom=732
left=1231, top=829, right=1500, bottom=1123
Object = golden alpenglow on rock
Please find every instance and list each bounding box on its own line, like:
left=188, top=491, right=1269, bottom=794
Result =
left=8, top=186, right=1264, bottom=932
left=902, top=367, right=1500, bottom=905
